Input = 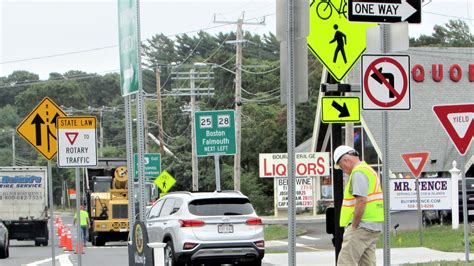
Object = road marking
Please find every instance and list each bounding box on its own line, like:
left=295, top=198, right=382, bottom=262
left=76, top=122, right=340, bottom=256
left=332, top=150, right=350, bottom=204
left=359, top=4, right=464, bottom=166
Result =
left=299, top=235, right=321, bottom=241
left=25, top=254, right=72, bottom=266
left=267, top=240, right=326, bottom=251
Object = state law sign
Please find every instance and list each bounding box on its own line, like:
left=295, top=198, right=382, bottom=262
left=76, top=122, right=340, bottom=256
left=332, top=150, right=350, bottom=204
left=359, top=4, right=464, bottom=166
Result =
left=57, top=116, right=98, bottom=167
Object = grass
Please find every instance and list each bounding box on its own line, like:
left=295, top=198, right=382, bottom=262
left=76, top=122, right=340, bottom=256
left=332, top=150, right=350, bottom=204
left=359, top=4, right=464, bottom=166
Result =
left=264, top=225, right=307, bottom=241
left=377, top=224, right=474, bottom=253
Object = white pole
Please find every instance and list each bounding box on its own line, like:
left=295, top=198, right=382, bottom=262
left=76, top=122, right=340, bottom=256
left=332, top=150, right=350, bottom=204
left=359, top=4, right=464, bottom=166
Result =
left=450, top=161, right=460, bottom=230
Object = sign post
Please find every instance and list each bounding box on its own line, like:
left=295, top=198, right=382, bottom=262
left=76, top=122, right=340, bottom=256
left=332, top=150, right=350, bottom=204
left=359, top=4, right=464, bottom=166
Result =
left=433, top=103, right=474, bottom=262
left=194, top=110, right=236, bottom=191
left=401, top=152, right=430, bottom=246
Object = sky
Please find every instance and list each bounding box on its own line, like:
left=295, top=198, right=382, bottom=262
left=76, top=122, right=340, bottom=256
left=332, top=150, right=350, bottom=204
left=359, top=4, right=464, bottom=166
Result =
left=0, top=0, right=473, bottom=80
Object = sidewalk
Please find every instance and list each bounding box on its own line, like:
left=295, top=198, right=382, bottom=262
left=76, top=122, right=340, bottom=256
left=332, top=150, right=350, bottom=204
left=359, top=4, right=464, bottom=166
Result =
left=263, top=247, right=472, bottom=265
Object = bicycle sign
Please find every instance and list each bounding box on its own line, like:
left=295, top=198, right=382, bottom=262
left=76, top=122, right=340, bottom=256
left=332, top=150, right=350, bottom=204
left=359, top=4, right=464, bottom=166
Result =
left=314, top=0, right=347, bottom=20
left=308, top=0, right=375, bottom=82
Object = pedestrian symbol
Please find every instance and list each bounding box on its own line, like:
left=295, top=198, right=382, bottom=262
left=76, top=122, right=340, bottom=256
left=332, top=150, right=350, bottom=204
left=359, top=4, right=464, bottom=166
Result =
left=154, top=170, right=176, bottom=194
left=308, top=0, right=375, bottom=82
left=329, top=24, right=347, bottom=64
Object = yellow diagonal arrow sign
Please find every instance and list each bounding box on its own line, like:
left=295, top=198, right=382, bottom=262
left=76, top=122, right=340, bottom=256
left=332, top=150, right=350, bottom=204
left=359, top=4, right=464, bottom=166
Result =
left=321, top=96, right=360, bottom=123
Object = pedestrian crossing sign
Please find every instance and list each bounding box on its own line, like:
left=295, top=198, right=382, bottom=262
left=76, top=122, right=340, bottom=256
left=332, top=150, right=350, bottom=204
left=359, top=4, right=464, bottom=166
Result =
left=154, top=170, right=176, bottom=194
left=307, top=0, right=376, bottom=81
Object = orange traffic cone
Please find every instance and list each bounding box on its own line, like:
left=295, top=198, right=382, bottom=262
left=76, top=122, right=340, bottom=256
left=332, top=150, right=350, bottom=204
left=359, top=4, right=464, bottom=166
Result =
left=60, top=229, right=66, bottom=248
left=65, top=229, right=73, bottom=252
left=75, top=240, right=84, bottom=254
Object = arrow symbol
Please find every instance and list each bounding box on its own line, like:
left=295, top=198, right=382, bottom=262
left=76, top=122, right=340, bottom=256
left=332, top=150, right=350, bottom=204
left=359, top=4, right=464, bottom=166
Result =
left=370, top=67, right=395, bottom=98
left=331, top=101, right=350, bottom=118
left=31, top=113, right=45, bottom=146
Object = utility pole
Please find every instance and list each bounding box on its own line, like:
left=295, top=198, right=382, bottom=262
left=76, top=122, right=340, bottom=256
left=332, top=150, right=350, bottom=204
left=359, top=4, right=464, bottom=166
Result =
left=190, top=69, right=199, bottom=191
left=11, top=130, right=15, bottom=166
left=99, top=108, right=104, bottom=157
left=214, top=13, right=265, bottom=191
left=155, top=68, right=165, bottom=158
left=170, top=67, right=214, bottom=191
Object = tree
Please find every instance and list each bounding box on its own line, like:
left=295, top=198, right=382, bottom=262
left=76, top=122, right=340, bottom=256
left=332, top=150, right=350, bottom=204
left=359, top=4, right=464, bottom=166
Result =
left=410, top=19, right=474, bottom=47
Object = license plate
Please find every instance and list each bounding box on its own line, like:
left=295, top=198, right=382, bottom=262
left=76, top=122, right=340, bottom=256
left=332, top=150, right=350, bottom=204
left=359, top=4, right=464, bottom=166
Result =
left=469, top=210, right=474, bottom=216
left=218, top=224, right=234, bottom=234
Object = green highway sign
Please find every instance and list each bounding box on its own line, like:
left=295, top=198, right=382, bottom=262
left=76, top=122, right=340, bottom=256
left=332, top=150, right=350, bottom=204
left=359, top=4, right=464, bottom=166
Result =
left=117, top=0, right=139, bottom=96
left=195, top=110, right=236, bottom=157
left=134, top=153, right=161, bottom=180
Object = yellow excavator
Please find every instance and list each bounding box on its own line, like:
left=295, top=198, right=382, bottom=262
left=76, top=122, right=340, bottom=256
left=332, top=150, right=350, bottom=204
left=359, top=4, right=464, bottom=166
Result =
left=86, top=165, right=129, bottom=246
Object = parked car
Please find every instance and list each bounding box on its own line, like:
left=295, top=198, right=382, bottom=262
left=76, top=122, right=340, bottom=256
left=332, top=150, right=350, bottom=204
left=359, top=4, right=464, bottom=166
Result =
left=145, top=191, right=265, bottom=265
left=0, top=222, right=9, bottom=259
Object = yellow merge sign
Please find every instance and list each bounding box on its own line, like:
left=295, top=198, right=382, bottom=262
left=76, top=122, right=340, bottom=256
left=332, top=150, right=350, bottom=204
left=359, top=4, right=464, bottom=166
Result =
left=154, top=170, right=176, bottom=194
left=16, top=97, right=67, bottom=160
left=308, top=0, right=375, bottom=82
left=321, top=96, right=360, bottom=123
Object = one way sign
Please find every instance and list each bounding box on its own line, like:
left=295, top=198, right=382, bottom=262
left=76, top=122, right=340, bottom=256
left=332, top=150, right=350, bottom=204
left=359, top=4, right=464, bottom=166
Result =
left=348, top=0, right=421, bottom=24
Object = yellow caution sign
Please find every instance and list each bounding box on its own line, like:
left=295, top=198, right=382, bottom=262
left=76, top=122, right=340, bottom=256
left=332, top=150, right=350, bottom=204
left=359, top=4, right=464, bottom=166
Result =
left=16, top=97, right=67, bottom=160
left=154, top=170, right=176, bottom=194
left=321, top=96, right=360, bottom=123
left=308, top=0, right=375, bottom=81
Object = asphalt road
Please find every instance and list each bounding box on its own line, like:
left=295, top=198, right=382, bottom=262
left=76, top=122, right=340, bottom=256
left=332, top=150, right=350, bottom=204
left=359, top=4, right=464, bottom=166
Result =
left=2, top=211, right=420, bottom=266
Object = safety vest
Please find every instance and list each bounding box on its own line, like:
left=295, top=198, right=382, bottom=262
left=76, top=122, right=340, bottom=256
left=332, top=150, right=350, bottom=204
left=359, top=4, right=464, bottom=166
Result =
left=74, top=210, right=89, bottom=226
left=340, top=162, right=384, bottom=227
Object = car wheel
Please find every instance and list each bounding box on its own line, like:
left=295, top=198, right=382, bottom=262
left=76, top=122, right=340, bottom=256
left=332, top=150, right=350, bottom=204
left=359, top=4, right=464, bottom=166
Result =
left=164, top=240, right=183, bottom=266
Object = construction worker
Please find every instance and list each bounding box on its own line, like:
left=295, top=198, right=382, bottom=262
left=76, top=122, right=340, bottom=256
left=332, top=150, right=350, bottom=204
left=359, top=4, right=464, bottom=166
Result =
left=333, top=145, right=384, bottom=265
left=73, top=205, right=90, bottom=246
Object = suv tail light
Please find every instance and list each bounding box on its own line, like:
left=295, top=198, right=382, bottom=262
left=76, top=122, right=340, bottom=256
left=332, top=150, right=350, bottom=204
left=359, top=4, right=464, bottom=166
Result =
left=254, top=240, right=265, bottom=248
left=246, top=218, right=263, bottom=225
left=179, top=219, right=205, bottom=227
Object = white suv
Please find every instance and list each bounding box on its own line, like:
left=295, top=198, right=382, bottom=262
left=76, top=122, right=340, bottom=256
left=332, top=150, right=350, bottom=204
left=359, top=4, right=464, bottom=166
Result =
left=145, top=191, right=265, bottom=265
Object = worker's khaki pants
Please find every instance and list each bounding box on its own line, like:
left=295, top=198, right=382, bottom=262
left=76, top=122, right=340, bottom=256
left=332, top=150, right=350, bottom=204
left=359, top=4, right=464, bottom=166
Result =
left=337, top=226, right=380, bottom=266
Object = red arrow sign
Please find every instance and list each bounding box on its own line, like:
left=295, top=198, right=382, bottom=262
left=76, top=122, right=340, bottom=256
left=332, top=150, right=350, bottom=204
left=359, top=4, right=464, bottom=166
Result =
left=433, top=104, right=474, bottom=156
left=401, top=152, right=430, bottom=178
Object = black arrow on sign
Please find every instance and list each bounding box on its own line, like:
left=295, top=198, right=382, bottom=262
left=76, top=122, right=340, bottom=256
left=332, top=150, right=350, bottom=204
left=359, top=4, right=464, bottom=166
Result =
left=331, top=101, right=350, bottom=118
left=370, top=67, right=395, bottom=98
left=31, top=113, right=45, bottom=146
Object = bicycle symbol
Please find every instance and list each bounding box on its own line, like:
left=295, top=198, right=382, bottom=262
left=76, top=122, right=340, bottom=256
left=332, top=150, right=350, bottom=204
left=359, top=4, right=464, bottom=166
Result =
left=313, top=0, right=347, bottom=20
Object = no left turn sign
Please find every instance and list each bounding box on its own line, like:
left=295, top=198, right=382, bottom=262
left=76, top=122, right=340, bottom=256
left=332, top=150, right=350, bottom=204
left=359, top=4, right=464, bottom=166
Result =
left=361, top=55, right=411, bottom=110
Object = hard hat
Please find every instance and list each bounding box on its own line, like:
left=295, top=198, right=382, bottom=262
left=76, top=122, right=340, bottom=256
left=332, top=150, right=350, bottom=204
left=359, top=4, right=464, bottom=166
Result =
left=333, top=145, right=356, bottom=169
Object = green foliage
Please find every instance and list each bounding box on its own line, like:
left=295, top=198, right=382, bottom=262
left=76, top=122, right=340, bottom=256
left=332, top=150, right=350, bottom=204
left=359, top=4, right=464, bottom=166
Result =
left=410, top=19, right=474, bottom=47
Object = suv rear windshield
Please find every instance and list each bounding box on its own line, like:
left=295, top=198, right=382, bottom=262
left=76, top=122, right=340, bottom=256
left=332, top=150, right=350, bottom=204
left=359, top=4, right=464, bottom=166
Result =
left=188, top=198, right=254, bottom=216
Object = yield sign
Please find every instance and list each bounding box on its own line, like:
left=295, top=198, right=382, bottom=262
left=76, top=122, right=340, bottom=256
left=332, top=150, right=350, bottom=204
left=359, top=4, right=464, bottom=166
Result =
left=401, top=152, right=429, bottom=178
left=433, top=104, right=474, bottom=156
left=65, top=132, right=78, bottom=145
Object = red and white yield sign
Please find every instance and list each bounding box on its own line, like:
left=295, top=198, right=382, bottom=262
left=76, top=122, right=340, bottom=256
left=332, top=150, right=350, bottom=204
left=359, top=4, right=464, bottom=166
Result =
left=401, top=152, right=430, bottom=178
left=433, top=103, right=474, bottom=156
left=361, top=55, right=410, bottom=110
